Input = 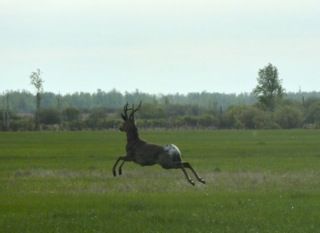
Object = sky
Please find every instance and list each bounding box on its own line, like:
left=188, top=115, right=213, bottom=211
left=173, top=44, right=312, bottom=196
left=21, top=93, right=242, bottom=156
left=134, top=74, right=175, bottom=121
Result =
left=0, top=0, right=319, bottom=95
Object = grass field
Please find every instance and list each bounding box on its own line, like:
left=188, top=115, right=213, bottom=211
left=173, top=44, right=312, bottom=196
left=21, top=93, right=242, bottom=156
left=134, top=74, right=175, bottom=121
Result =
left=1, top=130, right=320, bottom=233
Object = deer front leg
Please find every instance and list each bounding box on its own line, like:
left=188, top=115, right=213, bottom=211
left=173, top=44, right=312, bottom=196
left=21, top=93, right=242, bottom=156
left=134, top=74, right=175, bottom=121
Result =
left=183, top=162, right=205, bottom=184
left=112, top=156, right=126, bottom=176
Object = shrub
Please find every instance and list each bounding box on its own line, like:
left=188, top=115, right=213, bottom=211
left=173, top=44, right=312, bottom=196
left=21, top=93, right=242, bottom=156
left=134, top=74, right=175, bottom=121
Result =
left=305, top=101, right=320, bottom=125
left=39, top=108, right=61, bottom=125
left=274, top=106, right=303, bottom=129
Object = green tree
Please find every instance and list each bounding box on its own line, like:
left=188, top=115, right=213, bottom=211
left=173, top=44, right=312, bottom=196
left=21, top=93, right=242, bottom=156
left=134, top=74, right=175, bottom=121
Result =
left=30, top=69, right=44, bottom=130
left=253, top=63, right=285, bottom=111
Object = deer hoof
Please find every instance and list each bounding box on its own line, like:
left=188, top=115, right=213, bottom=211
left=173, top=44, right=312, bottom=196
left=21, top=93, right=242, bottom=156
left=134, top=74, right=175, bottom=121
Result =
left=199, top=179, right=206, bottom=184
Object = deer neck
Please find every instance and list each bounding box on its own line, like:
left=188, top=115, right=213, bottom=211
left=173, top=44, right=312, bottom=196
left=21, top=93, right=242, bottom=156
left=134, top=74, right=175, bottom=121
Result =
left=126, top=126, right=140, bottom=145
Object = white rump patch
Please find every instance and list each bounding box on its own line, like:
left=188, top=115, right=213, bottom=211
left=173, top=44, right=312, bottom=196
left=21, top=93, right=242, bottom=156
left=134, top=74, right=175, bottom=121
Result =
left=163, top=144, right=181, bottom=157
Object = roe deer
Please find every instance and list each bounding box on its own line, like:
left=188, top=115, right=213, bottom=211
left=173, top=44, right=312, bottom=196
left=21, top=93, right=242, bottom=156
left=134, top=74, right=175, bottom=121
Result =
left=112, top=102, right=205, bottom=185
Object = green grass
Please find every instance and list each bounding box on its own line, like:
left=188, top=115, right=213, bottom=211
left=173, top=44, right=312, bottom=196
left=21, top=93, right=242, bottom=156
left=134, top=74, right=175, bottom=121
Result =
left=1, top=130, right=320, bottom=232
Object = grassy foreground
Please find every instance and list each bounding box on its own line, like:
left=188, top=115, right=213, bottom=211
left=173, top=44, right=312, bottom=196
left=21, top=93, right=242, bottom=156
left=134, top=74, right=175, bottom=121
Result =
left=0, top=130, right=320, bottom=233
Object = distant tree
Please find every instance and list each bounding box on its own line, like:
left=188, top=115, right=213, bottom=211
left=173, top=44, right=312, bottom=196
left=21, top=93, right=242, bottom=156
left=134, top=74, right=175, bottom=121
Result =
left=253, top=63, right=285, bottom=111
left=30, top=69, right=44, bottom=130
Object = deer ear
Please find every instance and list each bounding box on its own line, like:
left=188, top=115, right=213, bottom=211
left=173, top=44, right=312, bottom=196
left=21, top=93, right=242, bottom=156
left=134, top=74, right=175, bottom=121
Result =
left=121, top=113, right=126, bottom=121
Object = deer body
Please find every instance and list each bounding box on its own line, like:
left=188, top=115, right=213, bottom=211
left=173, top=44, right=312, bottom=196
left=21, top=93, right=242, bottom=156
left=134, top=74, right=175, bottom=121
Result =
left=112, top=103, right=205, bottom=185
left=127, top=140, right=181, bottom=168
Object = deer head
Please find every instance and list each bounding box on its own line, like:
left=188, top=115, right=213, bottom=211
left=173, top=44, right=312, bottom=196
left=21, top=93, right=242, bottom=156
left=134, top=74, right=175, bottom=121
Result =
left=119, top=101, right=142, bottom=132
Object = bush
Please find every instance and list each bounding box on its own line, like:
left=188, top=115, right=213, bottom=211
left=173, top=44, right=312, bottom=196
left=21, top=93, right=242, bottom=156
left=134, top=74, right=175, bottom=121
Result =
left=198, top=115, right=219, bottom=128
left=63, top=107, right=80, bottom=122
left=305, top=101, right=320, bottom=125
left=39, top=108, right=61, bottom=125
left=10, top=118, right=34, bottom=131
left=252, top=111, right=279, bottom=129
left=224, top=105, right=282, bottom=129
left=274, top=106, right=303, bottom=129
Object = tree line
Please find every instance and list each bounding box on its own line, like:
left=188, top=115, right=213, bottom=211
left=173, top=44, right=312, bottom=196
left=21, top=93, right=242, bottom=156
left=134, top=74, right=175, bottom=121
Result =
left=1, top=89, right=258, bottom=113
left=1, top=64, right=320, bottom=131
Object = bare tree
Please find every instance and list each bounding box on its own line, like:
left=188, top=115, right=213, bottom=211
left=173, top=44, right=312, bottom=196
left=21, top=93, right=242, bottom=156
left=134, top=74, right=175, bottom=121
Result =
left=112, top=102, right=205, bottom=185
left=30, top=69, right=44, bottom=130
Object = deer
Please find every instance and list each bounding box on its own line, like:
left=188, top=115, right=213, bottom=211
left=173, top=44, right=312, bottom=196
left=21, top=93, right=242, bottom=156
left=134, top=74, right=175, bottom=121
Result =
left=112, top=102, right=205, bottom=185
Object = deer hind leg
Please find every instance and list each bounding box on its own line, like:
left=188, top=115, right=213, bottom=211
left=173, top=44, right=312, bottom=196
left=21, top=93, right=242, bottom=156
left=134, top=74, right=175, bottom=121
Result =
left=112, top=156, right=126, bottom=177
left=118, top=160, right=125, bottom=175
left=183, top=162, right=206, bottom=184
left=178, top=163, right=195, bottom=186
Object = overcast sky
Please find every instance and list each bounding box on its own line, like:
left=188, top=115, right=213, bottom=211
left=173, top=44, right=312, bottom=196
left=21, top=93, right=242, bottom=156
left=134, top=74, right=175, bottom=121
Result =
left=1, top=0, right=319, bottom=94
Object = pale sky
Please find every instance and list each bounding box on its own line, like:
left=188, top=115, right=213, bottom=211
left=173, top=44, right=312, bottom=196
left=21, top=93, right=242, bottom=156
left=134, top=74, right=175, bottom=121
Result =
left=1, top=0, right=319, bottom=94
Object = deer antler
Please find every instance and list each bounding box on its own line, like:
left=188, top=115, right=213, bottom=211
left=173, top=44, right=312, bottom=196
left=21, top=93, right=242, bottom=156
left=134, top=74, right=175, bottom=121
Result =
left=121, top=102, right=130, bottom=120
left=129, top=101, right=142, bottom=120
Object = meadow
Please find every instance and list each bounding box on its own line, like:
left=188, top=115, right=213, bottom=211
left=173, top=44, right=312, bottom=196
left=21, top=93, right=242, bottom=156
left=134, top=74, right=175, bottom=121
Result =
left=0, top=130, right=320, bottom=233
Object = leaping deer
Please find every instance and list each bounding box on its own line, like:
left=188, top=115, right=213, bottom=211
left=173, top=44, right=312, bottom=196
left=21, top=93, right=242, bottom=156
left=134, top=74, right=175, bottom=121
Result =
left=112, top=102, right=205, bottom=185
